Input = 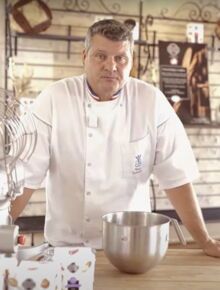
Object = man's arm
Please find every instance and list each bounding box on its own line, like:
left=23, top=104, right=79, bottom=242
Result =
left=165, top=183, right=220, bottom=257
left=10, top=188, right=35, bottom=221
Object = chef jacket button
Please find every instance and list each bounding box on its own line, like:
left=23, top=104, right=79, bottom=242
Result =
left=86, top=217, right=90, bottom=222
left=88, top=133, right=93, bottom=137
left=86, top=191, right=91, bottom=196
left=87, top=162, right=92, bottom=167
left=88, top=103, right=92, bottom=108
left=120, top=103, right=123, bottom=107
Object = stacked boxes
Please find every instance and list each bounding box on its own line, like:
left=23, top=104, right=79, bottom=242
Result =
left=0, top=247, right=96, bottom=290
left=53, top=247, right=96, bottom=290
left=7, top=260, right=61, bottom=289
left=0, top=256, right=17, bottom=290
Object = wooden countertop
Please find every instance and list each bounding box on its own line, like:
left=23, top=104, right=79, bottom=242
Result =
left=94, top=249, right=220, bottom=290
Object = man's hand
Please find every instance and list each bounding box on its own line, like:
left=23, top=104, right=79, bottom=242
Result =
left=165, top=183, right=220, bottom=259
left=202, top=238, right=220, bottom=258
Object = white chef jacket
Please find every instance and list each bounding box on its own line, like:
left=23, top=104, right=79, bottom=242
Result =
left=24, top=75, right=199, bottom=249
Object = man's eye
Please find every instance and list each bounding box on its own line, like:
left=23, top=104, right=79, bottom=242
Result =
left=115, top=55, right=128, bottom=64
left=94, top=53, right=106, bottom=61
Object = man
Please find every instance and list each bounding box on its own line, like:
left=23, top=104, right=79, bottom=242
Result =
left=11, top=19, right=220, bottom=257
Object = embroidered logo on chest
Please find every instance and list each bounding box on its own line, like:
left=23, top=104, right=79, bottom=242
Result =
left=133, top=154, right=143, bottom=174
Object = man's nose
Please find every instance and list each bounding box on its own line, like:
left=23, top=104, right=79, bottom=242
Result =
left=104, top=57, right=117, bottom=71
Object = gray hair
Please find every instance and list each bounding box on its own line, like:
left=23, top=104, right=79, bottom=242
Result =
left=85, top=19, right=134, bottom=52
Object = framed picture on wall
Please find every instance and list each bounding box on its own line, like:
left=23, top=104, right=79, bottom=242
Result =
left=158, top=40, right=211, bottom=124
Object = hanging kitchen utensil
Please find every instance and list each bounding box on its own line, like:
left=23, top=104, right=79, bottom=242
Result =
left=9, top=0, right=52, bottom=34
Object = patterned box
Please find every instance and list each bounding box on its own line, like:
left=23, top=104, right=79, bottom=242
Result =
left=7, top=260, right=60, bottom=290
left=0, top=256, right=17, bottom=290
left=52, top=247, right=96, bottom=290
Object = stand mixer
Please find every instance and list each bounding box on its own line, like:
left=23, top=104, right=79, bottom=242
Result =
left=0, top=88, right=37, bottom=254
left=0, top=89, right=96, bottom=290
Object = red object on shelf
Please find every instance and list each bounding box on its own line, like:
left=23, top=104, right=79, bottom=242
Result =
left=17, top=234, right=26, bottom=245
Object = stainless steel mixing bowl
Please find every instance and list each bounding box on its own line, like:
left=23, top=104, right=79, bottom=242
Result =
left=102, top=211, right=186, bottom=274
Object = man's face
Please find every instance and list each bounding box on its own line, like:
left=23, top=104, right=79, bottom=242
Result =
left=83, top=34, right=133, bottom=101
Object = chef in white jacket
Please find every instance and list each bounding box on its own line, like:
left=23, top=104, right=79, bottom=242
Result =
left=11, top=19, right=220, bottom=257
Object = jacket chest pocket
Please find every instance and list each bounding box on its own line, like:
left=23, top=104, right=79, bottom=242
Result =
left=121, top=135, right=152, bottom=178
